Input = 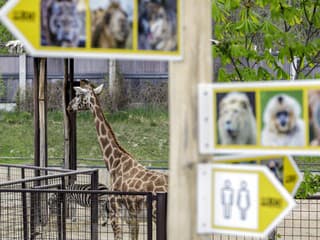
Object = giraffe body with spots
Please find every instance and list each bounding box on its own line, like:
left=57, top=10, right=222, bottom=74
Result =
left=68, top=79, right=168, bottom=240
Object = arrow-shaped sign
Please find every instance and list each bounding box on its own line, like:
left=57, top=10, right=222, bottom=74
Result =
left=0, top=0, right=181, bottom=60
left=197, top=164, right=295, bottom=238
left=213, top=155, right=302, bottom=196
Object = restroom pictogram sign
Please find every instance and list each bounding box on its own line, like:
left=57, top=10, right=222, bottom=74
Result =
left=197, top=164, right=295, bottom=238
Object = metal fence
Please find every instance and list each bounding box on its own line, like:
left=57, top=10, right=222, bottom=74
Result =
left=0, top=164, right=167, bottom=240
left=210, top=196, right=320, bottom=240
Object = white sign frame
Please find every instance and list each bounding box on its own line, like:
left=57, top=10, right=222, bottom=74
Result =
left=197, top=164, right=296, bottom=238
left=0, top=0, right=183, bottom=60
left=213, top=154, right=303, bottom=196
left=198, top=79, right=320, bottom=155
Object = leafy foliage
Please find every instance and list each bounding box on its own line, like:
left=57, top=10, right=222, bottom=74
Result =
left=295, top=171, right=320, bottom=199
left=0, top=0, right=14, bottom=54
left=213, top=0, right=320, bottom=81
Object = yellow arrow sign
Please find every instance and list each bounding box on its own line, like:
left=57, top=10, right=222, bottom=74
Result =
left=213, top=155, right=302, bottom=196
left=0, top=0, right=181, bottom=60
left=197, top=164, right=295, bottom=238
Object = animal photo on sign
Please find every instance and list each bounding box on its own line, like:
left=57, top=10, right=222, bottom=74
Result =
left=261, top=159, right=284, bottom=183
left=308, top=90, right=320, bottom=146
left=41, top=0, right=86, bottom=47
left=261, top=91, right=306, bottom=147
left=138, top=0, right=177, bottom=51
left=216, top=91, right=257, bottom=145
left=90, top=0, right=133, bottom=49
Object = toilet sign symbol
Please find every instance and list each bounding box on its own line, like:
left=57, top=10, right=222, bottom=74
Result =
left=237, top=181, right=250, bottom=220
left=197, top=164, right=296, bottom=238
left=221, top=180, right=251, bottom=221
left=221, top=180, right=234, bottom=219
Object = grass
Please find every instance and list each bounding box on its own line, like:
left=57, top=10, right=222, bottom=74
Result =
left=0, top=107, right=168, bottom=168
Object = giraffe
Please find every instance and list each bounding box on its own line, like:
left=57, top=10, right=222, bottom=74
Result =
left=67, top=79, right=168, bottom=240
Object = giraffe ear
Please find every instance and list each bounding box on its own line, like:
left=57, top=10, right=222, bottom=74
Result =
left=74, top=86, right=89, bottom=94
left=94, top=84, right=104, bottom=95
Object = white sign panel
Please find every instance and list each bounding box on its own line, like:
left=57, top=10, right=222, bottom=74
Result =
left=198, top=80, right=320, bottom=155
left=213, top=171, right=258, bottom=230
left=197, top=164, right=295, bottom=238
left=0, top=0, right=182, bottom=60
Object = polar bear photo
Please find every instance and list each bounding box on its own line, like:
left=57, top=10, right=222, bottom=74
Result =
left=218, top=92, right=257, bottom=145
left=261, top=94, right=305, bottom=146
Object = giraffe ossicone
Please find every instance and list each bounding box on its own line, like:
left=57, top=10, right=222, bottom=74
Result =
left=67, top=79, right=168, bottom=240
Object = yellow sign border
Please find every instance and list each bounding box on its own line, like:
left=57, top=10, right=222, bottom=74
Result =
left=198, top=80, right=320, bottom=155
left=0, top=0, right=182, bottom=60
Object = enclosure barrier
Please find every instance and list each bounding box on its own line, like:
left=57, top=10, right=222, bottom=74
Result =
left=0, top=164, right=167, bottom=240
left=210, top=196, right=320, bottom=240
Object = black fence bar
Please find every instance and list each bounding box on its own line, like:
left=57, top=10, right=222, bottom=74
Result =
left=61, top=177, right=66, bottom=240
left=147, top=193, right=153, bottom=240
left=21, top=168, right=28, bottom=240
left=30, top=192, right=37, bottom=240
left=156, top=193, right=167, bottom=240
left=90, top=170, right=99, bottom=240
left=0, top=168, right=98, bottom=187
left=0, top=163, right=74, bottom=172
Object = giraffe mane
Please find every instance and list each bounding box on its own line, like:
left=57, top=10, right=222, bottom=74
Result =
left=80, top=79, right=135, bottom=160
left=103, top=115, right=135, bottom=159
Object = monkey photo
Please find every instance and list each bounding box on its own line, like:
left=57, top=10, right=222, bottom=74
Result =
left=261, top=93, right=305, bottom=147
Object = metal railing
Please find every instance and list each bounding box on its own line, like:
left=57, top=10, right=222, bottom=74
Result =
left=0, top=164, right=167, bottom=240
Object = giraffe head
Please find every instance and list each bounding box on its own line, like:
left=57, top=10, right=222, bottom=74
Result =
left=67, top=79, right=104, bottom=112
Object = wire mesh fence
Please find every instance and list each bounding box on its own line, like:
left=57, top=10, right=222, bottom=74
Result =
left=210, top=196, right=320, bottom=240
left=0, top=164, right=167, bottom=240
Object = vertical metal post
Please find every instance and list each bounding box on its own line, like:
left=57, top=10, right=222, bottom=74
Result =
left=30, top=192, right=37, bottom=240
left=21, top=169, right=28, bottom=240
left=33, top=58, right=40, bottom=171
left=61, top=178, right=66, bottom=240
left=90, top=170, right=99, bottom=240
left=156, top=193, right=167, bottom=240
left=146, top=193, right=154, bottom=240
left=69, top=59, right=77, bottom=171
left=63, top=58, right=77, bottom=172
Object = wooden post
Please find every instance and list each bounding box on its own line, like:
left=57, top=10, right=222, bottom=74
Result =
left=168, top=0, right=212, bottom=240
left=33, top=57, right=48, bottom=169
left=32, top=57, right=48, bottom=226
left=38, top=58, right=48, bottom=168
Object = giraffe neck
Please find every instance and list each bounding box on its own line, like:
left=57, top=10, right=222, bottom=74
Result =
left=89, top=95, right=132, bottom=171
